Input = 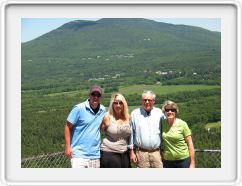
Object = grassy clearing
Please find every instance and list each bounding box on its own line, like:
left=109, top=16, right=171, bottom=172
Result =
left=205, top=121, right=221, bottom=129
left=119, top=84, right=220, bottom=95
left=43, top=84, right=220, bottom=97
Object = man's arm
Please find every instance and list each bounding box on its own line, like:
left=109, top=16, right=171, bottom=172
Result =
left=128, top=116, right=138, bottom=164
left=64, top=121, right=73, bottom=159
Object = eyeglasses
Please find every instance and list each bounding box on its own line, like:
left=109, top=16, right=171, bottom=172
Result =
left=142, top=99, right=154, bottom=103
left=165, top=108, right=177, bottom=112
left=113, top=101, right=123, bottom=105
left=91, top=92, right=101, bottom=97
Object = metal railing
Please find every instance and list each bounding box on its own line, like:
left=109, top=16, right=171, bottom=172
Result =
left=21, top=149, right=221, bottom=168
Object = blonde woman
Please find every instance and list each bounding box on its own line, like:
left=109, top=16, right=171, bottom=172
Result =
left=161, top=100, right=195, bottom=168
left=100, top=93, right=131, bottom=168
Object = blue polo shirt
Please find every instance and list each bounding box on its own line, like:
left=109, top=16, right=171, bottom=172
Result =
left=67, top=100, right=105, bottom=159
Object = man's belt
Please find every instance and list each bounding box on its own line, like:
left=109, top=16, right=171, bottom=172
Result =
left=136, top=147, right=160, bottom=153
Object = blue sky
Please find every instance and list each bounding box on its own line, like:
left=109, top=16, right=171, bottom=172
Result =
left=21, top=18, right=220, bottom=43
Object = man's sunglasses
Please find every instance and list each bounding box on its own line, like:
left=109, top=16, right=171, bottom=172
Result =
left=91, top=92, right=101, bottom=97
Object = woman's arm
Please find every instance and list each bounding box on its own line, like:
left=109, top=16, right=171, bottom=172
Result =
left=100, top=113, right=109, bottom=132
left=185, top=135, right=195, bottom=168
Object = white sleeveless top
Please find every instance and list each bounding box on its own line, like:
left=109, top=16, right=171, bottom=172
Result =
left=100, top=119, right=131, bottom=153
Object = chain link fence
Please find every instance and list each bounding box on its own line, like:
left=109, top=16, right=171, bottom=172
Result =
left=21, top=152, right=71, bottom=168
left=194, top=149, right=221, bottom=168
left=21, top=149, right=220, bottom=168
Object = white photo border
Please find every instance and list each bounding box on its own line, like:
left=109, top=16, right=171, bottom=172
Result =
left=1, top=0, right=242, bottom=186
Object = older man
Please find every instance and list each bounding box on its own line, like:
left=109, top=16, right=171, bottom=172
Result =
left=129, top=90, right=165, bottom=168
left=64, top=85, right=105, bottom=168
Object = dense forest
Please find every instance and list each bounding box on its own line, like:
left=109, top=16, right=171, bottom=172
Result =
left=21, top=85, right=220, bottom=157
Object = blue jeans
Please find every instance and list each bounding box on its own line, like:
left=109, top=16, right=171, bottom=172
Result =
left=163, top=157, right=190, bottom=168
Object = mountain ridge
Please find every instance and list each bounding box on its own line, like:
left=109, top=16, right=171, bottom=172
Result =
left=21, top=18, right=221, bottom=91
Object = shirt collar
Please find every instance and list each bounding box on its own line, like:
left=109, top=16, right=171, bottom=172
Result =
left=140, top=107, right=153, bottom=116
left=85, top=99, right=91, bottom=109
left=85, top=99, right=104, bottom=113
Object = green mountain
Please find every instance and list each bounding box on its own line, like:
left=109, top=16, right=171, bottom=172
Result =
left=21, top=18, right=221, bottom=91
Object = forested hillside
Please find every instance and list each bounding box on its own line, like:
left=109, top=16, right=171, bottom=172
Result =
left=22, top=18, right=220, bottom=91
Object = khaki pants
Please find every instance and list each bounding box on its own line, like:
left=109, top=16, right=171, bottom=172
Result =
left=136, top=149, right=163, bottom=168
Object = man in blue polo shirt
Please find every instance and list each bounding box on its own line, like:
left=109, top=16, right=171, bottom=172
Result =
left=64, top=85, right=105, bottom=168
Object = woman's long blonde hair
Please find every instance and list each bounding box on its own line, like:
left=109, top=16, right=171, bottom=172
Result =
left=108, top=93, right=129, bottom=122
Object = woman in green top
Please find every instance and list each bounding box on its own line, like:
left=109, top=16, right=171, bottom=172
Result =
left=161, top=100, right=195, bottom=168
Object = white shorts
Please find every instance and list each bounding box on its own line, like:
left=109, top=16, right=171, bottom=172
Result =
left=71, top=158, right=100, bottom=168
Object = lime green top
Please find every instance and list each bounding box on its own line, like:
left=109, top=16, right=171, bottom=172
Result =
left=162, top=118, right=191, bottom=161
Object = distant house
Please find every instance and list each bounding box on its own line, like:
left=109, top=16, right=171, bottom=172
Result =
left=112, top=74, right=120, bottom=79
left=155, top=71, right=162, bottom=75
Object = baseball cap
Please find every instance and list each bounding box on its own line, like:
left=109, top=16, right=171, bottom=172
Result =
left=89, top=85, right=102, bottom=95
